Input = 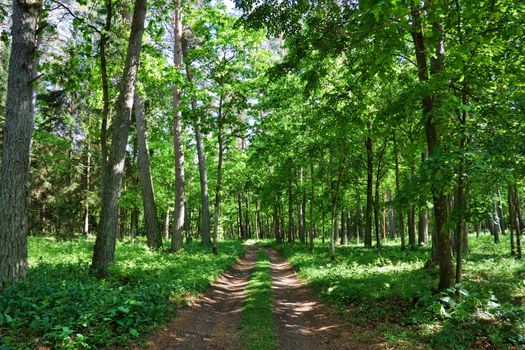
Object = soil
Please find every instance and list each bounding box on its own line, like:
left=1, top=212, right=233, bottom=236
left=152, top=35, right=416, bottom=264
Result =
left=131, top=246, right=258, bottom=350
left=131, top=245, right=385, bottom=350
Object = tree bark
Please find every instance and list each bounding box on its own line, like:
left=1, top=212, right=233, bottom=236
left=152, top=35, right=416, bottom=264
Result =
left=411, top=7, right=453, bottom=290
left=99, top=0, right=113, bottom=167
left=182, top=35, right=210, bottom=245
left=211, top=95, right=224, bottom=254
left=134, top=92, right=162, bottom=249
left=393, top=130, right=405, bottom=250
left=510, top=186, right=522, bottom=259
left=91, top=0, right=147, bottom=274
left=364, top=118, right=373, bottom=247
left=171, top=0, right=185, bottom=252
left=0, top=0, right=42, bottom=286
left=508, top=186, right=515, bottom=256
left=309, top=161, right=315, bottom=251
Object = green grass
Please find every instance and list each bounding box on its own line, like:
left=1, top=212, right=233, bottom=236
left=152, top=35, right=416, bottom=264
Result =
left=0, top=236, right=244, bottom=350
left=272, top=234, right=525, bottom=350
left=240, top=249, right=277, bottom=350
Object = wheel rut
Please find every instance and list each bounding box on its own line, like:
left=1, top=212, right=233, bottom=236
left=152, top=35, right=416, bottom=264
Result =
left=264, top=246, right=379, bottom=350
left=132, top=246, right=258, bottom=350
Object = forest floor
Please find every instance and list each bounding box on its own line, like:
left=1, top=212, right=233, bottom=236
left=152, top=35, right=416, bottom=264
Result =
left=132, top=245, right=380, bottom=350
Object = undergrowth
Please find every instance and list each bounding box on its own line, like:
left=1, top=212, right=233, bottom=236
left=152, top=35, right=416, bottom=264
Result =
left=0, top=236, right=244, bottom=350
left=240, top=249, right=276, bottom=350
left=273, top=234, right=525, bottom=350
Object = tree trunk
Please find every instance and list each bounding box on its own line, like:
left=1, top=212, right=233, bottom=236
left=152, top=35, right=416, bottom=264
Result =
left=508, top=186, right=515, bottom=256
left=237, top=191, right=244, bottom=239
left=211, top=95, right=224, bottom=254
left=134, top=92, right=162, bottom=249
left=341, top=208, right=347, bottom=245
left=365, top=118, right=373, bottom=248
left=393, top=130, right=405, bottom=250
left=182, top=37, right=210, bottom=245
left=83, top=142, right=91, bottom=236
left=418, top=209, right=429, bottom=246
left=492, top=196, right=501, bottom=243
left=309, top=161, right=315, bottom=251
left=171, top=0, right=185, bottom=252
left=510, top=186, right=522, bottom=259
left=99, top=0, right=113, bottom=167
left=0, top=0, right=42, bottom=286
left=411, top=7, right=453, bottom=289
left=164, top=206, right=170, bottom=240
left=287, top=178, right=294, bottom=243
left=91, top=0, right=147, bottom=274
left=374, top=178, right=381, bottom=248
left=496, top=188, right=505, bottom=234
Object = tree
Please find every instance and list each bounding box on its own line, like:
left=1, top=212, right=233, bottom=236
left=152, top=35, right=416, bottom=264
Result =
left=171, top=0, right=185, bottom=252
left=91, top=0, right=148, bottom=274
left=134, top=91, right=162, bottom=249
left=0, top=0, right=42, bottom=287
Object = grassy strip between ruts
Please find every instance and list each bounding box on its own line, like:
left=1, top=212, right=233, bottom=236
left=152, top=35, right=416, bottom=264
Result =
left=240, top=248, right=277, bottom=350
left=0, top=236, right=245, bottom=350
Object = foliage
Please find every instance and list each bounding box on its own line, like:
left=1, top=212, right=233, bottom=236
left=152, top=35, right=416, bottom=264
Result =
left=0, top=237, right=244, bottom=349
left=273, top=235, right=525, bottom=349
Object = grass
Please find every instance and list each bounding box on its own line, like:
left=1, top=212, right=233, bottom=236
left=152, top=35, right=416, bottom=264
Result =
left=0, top=236, right=244, bottom=350
left=240, top=249, right=277, bottom=350
left=272, top=234, right=525, bottom=350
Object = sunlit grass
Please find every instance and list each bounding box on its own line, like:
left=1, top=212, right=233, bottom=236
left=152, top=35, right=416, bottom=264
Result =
left=240, top=249, right=277, bottom=350
left=273, top=234, right=525, bottom=349
left=0, top=236, right=244, bottom=350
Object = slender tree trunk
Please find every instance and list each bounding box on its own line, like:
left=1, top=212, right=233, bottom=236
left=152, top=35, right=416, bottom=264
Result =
left=182, top=37, right=210, bottom=245
left=164, top=206, right=170, bottom=240
left=237, top=191, right=244, bottom=239
left=418, top=209, right=429, bottom=245
left=454, top=136, right=466, bottom=285
left=497, top=188, right=506, bottom=234
left=134, top=92, right=162, bottom=249
left=287, top=177, right=294, bottom=243
left=365, top=118, right=373, bottom=247
left=171, top=0, right=185, bottom=252
left=83, top=142, right=91, bottom=236
left=493, top=196, right=501, bottom=243
left=211, top=96, right=224, bottom=254
left=393, top=130, right=405, bottom=250
left=91, top=0, right=147, bottom=274
left=309, top=161, right=315, bottom=251
left=510, top=186, right=522, bottom=259
left=331, top=203, right=337, bottom=258
left=99, top=0, right=113, bottom=167
left=0, top=0, right=42, bottom=286
left=411, top=7, right=453, bottom=289
left=508, top=186, right=515, bottom=256
left=341, top=208, right=348, bottom=245
left=273, top=203, right=280, bottom=242
left=374, top=178, right=381, bottom=248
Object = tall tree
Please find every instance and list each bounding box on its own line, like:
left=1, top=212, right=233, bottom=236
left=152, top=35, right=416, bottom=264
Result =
left=91, top=0, right=148, bottom=274
left=171, top=0, right=185, bottom=252
left=134, top=92, right=162, bottom=249
left=0, top=0, right=42, bottom=287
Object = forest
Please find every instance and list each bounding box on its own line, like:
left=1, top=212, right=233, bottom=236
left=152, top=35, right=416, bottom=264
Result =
left=0, top=0, right=524, bottom=349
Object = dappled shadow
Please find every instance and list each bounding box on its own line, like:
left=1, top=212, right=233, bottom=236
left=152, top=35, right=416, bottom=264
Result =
left=265, top=247, right=384, bottom=350
left=134, top=247, right=258, bottom=350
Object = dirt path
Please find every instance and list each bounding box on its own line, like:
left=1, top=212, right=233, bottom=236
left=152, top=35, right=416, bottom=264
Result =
left=132, top=246, right=384, bottom=350
left=133, top=247, right=258, bottom=350
left=264, top=247, right=382, bottom=350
